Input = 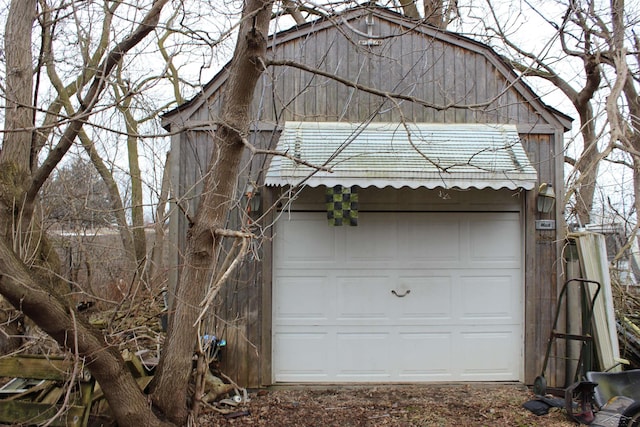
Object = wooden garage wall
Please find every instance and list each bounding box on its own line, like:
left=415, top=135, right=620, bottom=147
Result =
left=168, top=127, right=280, bottom=386
left=166, top=8, right=568, bottom=387
left=521, top=131, right=564, bottom=386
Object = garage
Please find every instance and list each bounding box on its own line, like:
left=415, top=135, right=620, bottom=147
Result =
left=272, top=209, right=524, bottom=383
left=163, top=5, right=570, bottom=387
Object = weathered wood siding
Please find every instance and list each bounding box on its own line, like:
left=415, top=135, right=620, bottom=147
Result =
left=168, top=127, right=279, bottom=386
left=165, top=7, right=569, bottom=387
left=522, top=132, right=563, bottom=386
left=190, top=15, right=550, bottom=128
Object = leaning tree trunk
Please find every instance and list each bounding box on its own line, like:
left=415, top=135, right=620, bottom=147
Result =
left=570, top=99, right=600, bottom=226
left=149, top=0, right=274, bottom=423
left=0, top=237, right=173, bottom=427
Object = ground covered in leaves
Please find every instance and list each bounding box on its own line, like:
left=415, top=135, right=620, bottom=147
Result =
left=198, top=384, right=577, bottom=426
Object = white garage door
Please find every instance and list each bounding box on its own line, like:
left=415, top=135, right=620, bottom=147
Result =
left=272, top=211, right=523, bottom=383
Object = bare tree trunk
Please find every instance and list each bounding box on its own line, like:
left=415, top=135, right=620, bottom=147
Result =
left=568, top=94, right=600, bottom=225
left=424, top=0, right=444, bottom=26
left=149, top=151, right=171, bottom=284
left=507, top=54, right=601, bottom=226
left=423, top=0, right=457, bottom=28
left=0, top=0, right=37, bottom=355
left=117, top=82, right=148, bottom=273
left=149, top=0, right=274, bottom=423
left=398, top=0, right=420, bottom=20
left=1, top=0, right=35, bottom=169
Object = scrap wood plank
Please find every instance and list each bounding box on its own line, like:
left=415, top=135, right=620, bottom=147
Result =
left=570, top=231, right=622, bottom=372
left=3, top=379, right=54, bottom=401
left=122, top=349, right=147, bottom=378
left=0, top=355, right=94, bottom=427
left=0, top=400, right=87, bottom=427
left=0, top=355, right=79, bottom=380
left=40, top=385, right=65, bottom=404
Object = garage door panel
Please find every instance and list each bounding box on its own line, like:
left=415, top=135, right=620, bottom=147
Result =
left=402, top=217, right=460, bottom=262
left=345, top=217, right=398, bottom=262
left=397, top=332, right=452, bottom=379
left=468, top=216, right=521, bottom=266
left=273, top=211, right=523, bottom=383
left=458, top=328, right=520, bottom=380
left=336, top=332, right=391, bottom=379
left=336, top=275, right=392, bottom=322
left=459, top=274, right=520, bottom=322
left=395, top=275, right=452, bottom=322
left=275, top=276, right=330, bottom=322
left=276, top=215, right=336, bottom=264
left=274, top=332, right=331, bottom=381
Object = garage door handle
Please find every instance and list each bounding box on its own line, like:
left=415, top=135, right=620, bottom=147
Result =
left=391, top=289, right=410, bottom=298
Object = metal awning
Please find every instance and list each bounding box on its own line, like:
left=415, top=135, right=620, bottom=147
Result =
left=264, top=122, right=538, bottom=190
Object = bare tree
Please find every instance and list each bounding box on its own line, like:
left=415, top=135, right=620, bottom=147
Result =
left=476, top=0, right=639, bottom=231
left=0, top=1, right=180, bottom=426
left=0, top=0, right=288, bottom=423
left=148, top=0, right=275, bottom=421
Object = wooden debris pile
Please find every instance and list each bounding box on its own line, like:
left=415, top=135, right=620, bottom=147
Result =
left=0, top=288, right=241, bottom=426
left=612, top=282, right=640, bottom=368
left=0, top=355, right=94, bottom=427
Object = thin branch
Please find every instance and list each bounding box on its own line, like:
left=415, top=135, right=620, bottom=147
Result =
left=241, top=136, right=332, bottom=172
left=264, top=58, right=497, bottom=111
left=194, top=234, right=249, bottom=326
left=26, top=0, right=171, bottom=207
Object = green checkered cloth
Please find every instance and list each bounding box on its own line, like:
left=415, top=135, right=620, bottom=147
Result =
left=326, top=185, right=358, bottom=226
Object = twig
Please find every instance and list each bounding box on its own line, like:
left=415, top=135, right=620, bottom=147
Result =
left=241, top=137, right=332, bottom=172
left=194, top=235, right=249, bottom=326
left=42, top=310, right=82, bottom=427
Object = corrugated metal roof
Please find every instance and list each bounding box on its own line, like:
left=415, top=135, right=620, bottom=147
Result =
left=264, top=122, right=538, bottom=190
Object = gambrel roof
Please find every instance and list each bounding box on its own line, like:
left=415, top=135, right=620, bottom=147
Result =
left=161, top=5, right=572, bottom=132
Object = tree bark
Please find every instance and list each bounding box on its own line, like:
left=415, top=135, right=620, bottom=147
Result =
left=1, top=0, right=35, bottom=169
left=398, top=0, right=420, bottom=20
left=424, top=0, right=444, bottom=26
left=149, top=0, right=274, bottom=423
left=423, top=0, right=457, bottom=28
left=567, top=54, right=602, bottom=226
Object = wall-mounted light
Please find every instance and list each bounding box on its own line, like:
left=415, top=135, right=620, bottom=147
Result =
left=537, top=183, right=556, bottom=214
left=244, top=182, right=261, bottom=216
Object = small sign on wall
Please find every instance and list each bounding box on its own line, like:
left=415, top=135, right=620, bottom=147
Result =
left=536, top=220, right=556, bottom=230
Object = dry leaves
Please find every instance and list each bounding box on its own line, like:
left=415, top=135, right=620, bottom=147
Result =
left=198, top=384, right=577, bottom=426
